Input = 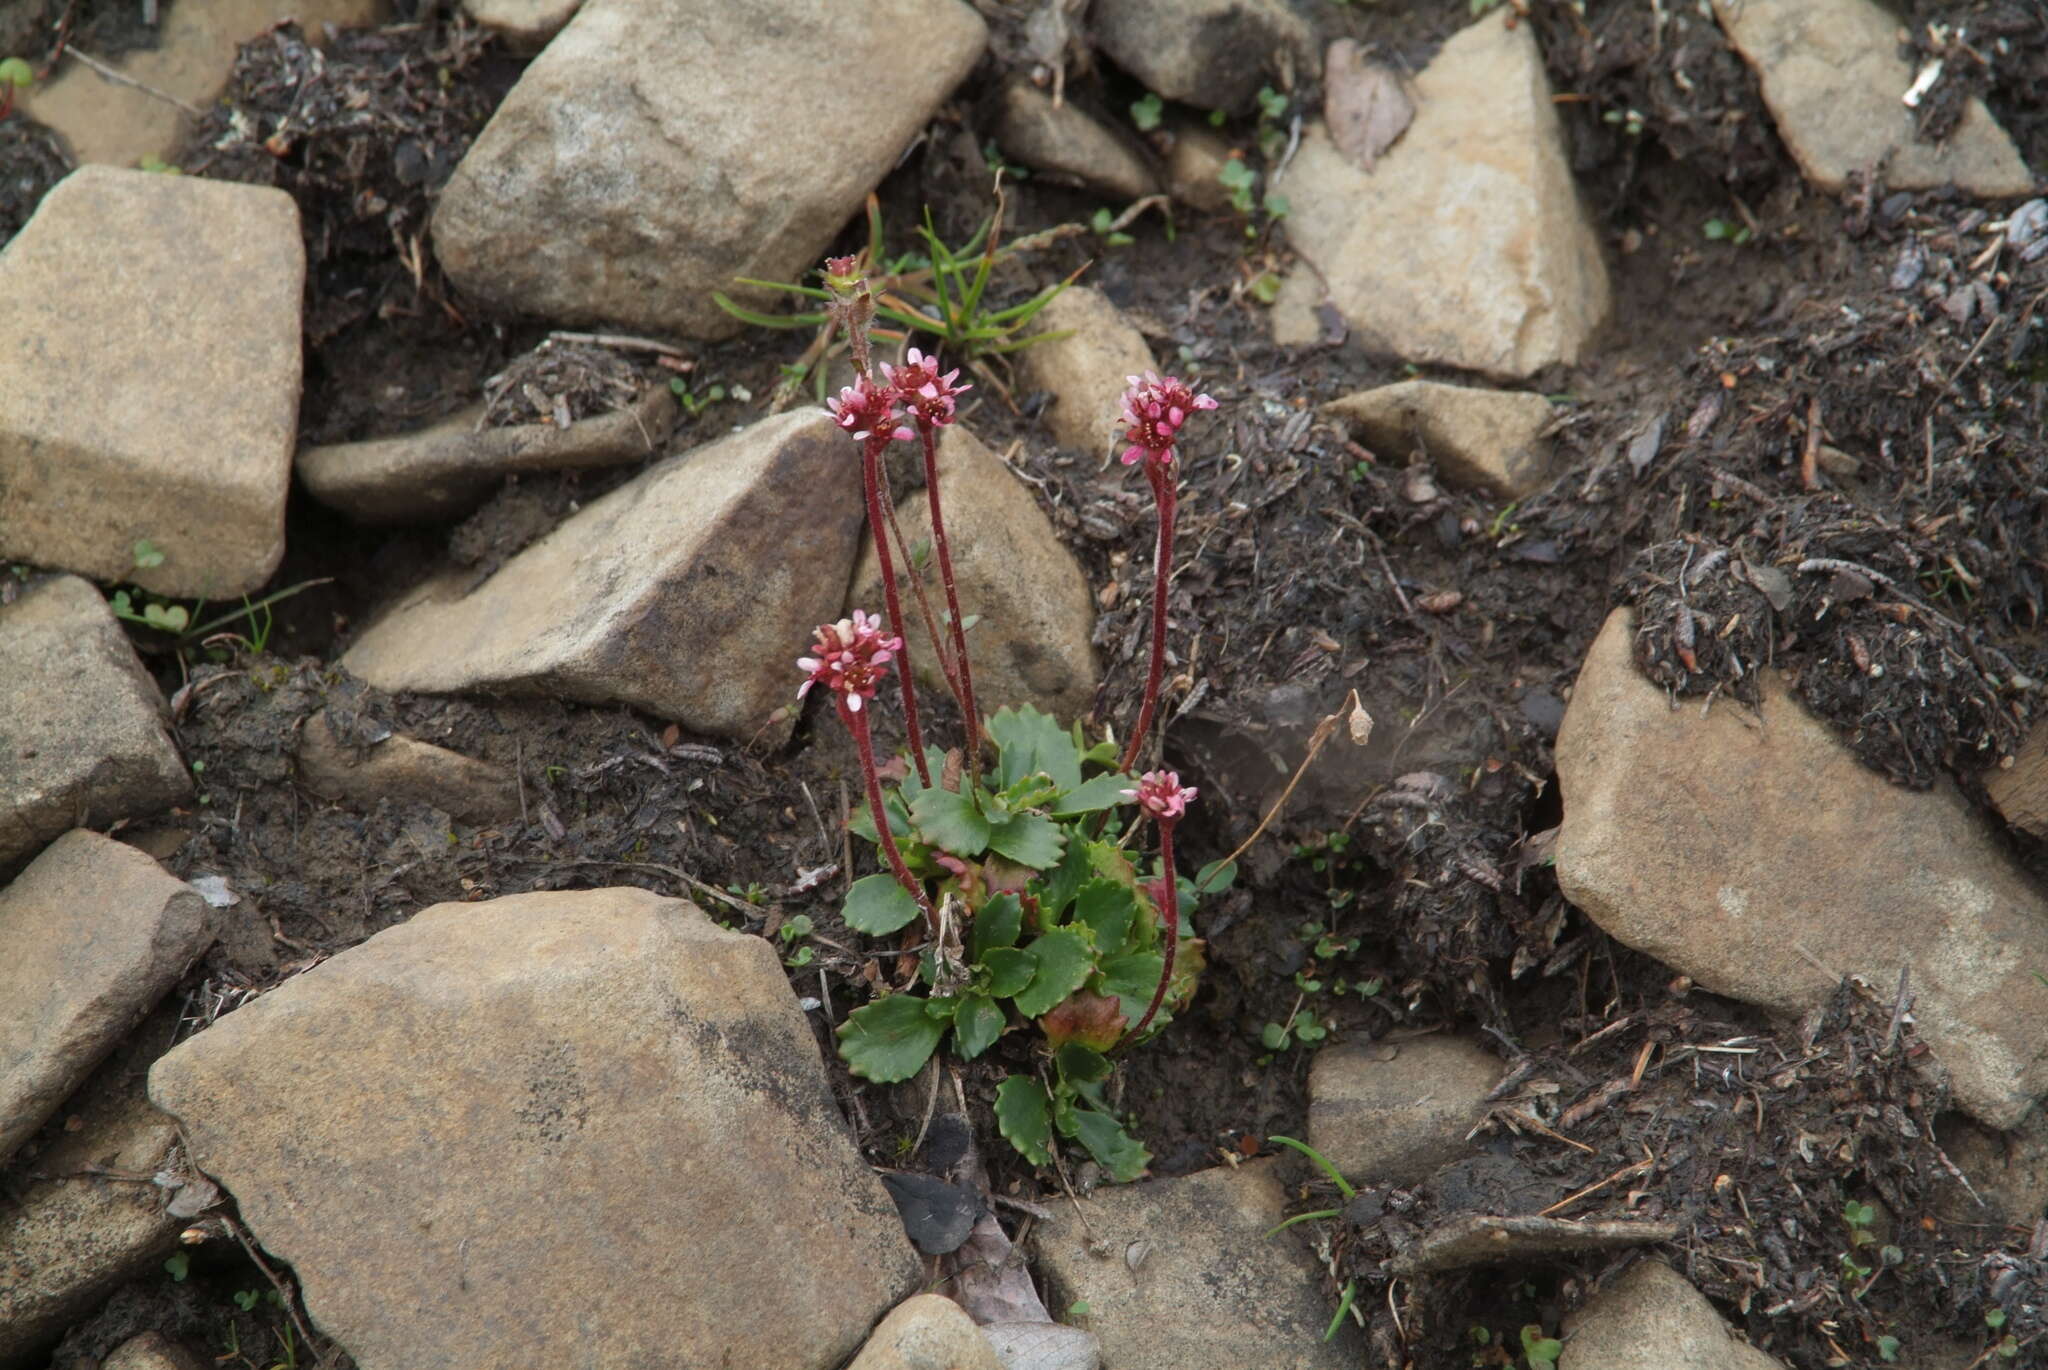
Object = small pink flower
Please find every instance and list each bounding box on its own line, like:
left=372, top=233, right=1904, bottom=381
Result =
left=1123, top=770, right=1198, bottom=822
left=882, top=347, right=972, bottom=428
left=826, top=376, right=913, bottom=444
left=1117, top=371, right=1218, bottom=467
left=797, top=609, right=903, bottom=713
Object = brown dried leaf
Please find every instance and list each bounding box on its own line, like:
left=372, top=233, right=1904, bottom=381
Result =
left=1325, top=39, right=1415, bottom=172
left=1040, top=990, right=1126, bottom=1051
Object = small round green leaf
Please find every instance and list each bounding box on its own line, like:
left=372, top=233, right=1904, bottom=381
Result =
left=981, top=946, right=1035, bottom=999
left=994, top=1075, right=1053, bottom=1165
left=952, top=994, right=1006, bottom=1060
left=1013, top=928, right=1095, bottom=1018
left=837, top=996, right=945, bottom=1083
left=1068, top=1108, right=1150, bottom=1182
left=843, top=873, right=921, bottom=935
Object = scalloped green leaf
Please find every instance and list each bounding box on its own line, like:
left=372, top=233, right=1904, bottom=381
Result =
left=1013, top=928, right=1096, bottom=1018
left=1035, top=838, right=1093, bottom=921
left=1068, top=1108, right=1151, bottom=1182
left=982, top=946, right=1036, bottom=998
left=843, top=873, right=921, bottom=935
left=995, top=1075, right=1053, bottom=1166
left=953, top=994, right=1006, bottom=1060
left=988, top=705, right=1082, bottom=793
left=972, top=893, right=1022, bottom=959
left=1096, top=951, right=1166, bottom=1026
left=1072, top=879, right=1136, bottom=952
left=1086, top=840, right=1138, bottom=885
left=1055, top=1041, right=1112, bottom=1087
left=909, top=786, right=989, bottom=856
left=987, top=813, right=1065, bottom=869
left=837, top=996, right=945, bottom=1083
left=1052, top=772, right=1137, bottom=816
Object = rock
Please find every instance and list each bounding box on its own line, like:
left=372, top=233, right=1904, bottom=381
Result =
left=460, top=0, right=580, bottom=50
left=297, top=711, right=522, bottom=825
left=846, top=1295, right=1003, bottom=1370
left=979, top=1322, right=1102, bottom=1369
left=1985, top=719, right=2048, bottom=838
left=1090, top=0, right=1316, bottom=114
left=995, top=79, right=1158, bottom=202
left=103, top=1332, right=212, bottom=1370
left=0, top=831, right=210, bottom=1166
left=1934, top=1112, right=2048, bottom=1229
left=1031, top=1158, right=1360, bottom=1369
left=298, top=385, right=676, bottom=525
left=1306, top=1036, right=1502, bottom=1187
left=0, top=576, right=191, bottom=873
left=850, top=425, right=1098, bottom=722
left=18, top=0, right=386, bottom=167
left=1557, top=608, right=2048, bottom=1130
left=1387, top=1213, right=1680, bottom=1276
left=1324, top=382, right=1557, bottom=500
left=431, top=0, right=986, bottom=338
left=341, top=410, right=864, bottom=741
left=1018, top=286, right=1158, bottom=458
left=148, top=887, right=921, bottom=1370
left=1271, top=8, right=1609, bottom=378
left=1710, top=0, right=2033, bottom=199
left=1165, top=126, right=1235, bottom=212
left=1560, top=1261, right=1785, bottom=1370
left=0, top=167, right=303, bottom=598
left=0, top=1019, right=185, bottom=1367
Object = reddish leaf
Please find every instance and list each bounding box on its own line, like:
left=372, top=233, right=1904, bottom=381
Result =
left=1039, top=990, right=1126, bottom=1052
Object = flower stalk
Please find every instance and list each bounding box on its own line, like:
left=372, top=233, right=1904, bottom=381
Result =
left=1119, top=771, right=1199, bottom=1044
left=840, top=695, right=939, bottom=937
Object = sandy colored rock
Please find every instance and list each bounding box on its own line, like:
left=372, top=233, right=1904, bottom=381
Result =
left=341, top=410, right=863, bottom=741
left=995, top=79, right=1158, bottom=202
left=0, top=1020, right=185, bottom=1366
left=1557, top=608, right=2048, bottom=1130
left=1032, top=1158, right=1360, bottom=1370
left=103, top=1332, right=212, bottom=1370
left=850, top=425, right=1097, bottom=722
left=1934, top=1112, right=2048, bottom=1229
left=1018, top=286, right=1157, bottom=457
left=298, top=710, right=521, bottom=824
left=460, top=0, right=579, bottom=50
left=1307, top=1036, right=1502, bottom=1187
left=846, top=1295, right=1003, bottom=1370
left=298, top=384, right=675, bottom=525
left=432, top=0, right=985, bottom=338
left=1710, top=0, right=2033, bottom=198
left=148, top=887, right=921, bottom=1370
left=19, top=0, right=386, bottom=167
left=0, top=831, right=210, bottom=1166
left=0, top=576, right=191, bottom=873
left=1090, top=0, right=1316, bottom=113
left=1561, top=1260, right=1785, bottom=1370
left=1388, top=1213, right=1679, bottom=1276
left=0, top=167, right=303, bottom=597
left=1272, top=8, right=1609, bottom=377
left=1324, top=381, right=1556, bottom=500
left=1985, top=718, right=2048, bottom=838
left=1166, top=126, right=1235, bottom=212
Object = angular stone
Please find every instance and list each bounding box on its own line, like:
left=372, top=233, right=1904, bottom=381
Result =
left=148, top=887, right=921, bottom=1370
left=432, top=0, right=986, bottom=338
left=995, top=79, right=1158, bottom=202
left=298, top=384, right=676, bottom=525
left=0, top=1021, right=185, bottom=1366
left=1934, top=1113, right=2048, bottom=1230
left=1985, top=719, right=2048, bottom=838
left=1710, top=0, right=2033, bottom=198
left=850, top=425, right=1098, bottom=722
left=846, top=1295, right=1003, bottom=1370
left=1388, top=1214, right=1679, bottom=1276
left=0, top=576, right=190, bottom=873
left=1557, top=608, right=2048, bottom=1130
left=1090, top=0, right=1316, bottom=114
left=1561, top=1261, right=1785, bottom=1370
left=18, top=0, right=386, bottom=167
left=1165, top=126, right=1235, bottom=213
left=1018, top=286, right=1158, bottom=458
left=1032, top=1159, right=1360, bottom=1370
left=1324, top=382, right=1557, bottom=500
left=1272, top=8, right=1609, bottom=378
left=341, top=410, right=864, bottom=741
left=103, top=1332, right=212, bottom=1370
left=1307, top=1036, right=1502, bottom=1187
left=0, top=167, right=303, bottom=597
left=460, top=0, right=580, bottom=50
left=297, top=711, right=521, bottom=825
left=0, top=831, right=210, bottom=1166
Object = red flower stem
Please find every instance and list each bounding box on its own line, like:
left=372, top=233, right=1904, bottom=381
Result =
left=861, top=435, right=932, bottom=788
left=1123, top=817, right=1180, bottom=1044
left=920, top=422, right=981, bottom=780
left=842, top=697, right=938, bottom=938
left=878, top=460, right=962, bottom=701
left=1118, top=461, right=1177, bottom=774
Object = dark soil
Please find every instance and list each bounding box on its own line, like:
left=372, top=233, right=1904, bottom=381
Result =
left=7, top=1, right=2048, bottom=1368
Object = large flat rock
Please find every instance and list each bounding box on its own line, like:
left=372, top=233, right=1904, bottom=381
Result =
left=0, top=167, right=303, bottom=598
left=1272, top=7, right=1609, bottom=377
left=431, top=0, right=986, bottom=338
left=1557, top=608, right=2048, bottom=1129
left=148, top=887, right=922, bottom=1370
left=0, top=576, right=191, bottom=872
left=1307, top=1036, right=1502, bottom=1187
left=340, top=410, right=864, bottom=740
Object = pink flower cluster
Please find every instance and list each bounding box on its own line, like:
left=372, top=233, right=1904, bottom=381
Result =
left=1117, top=372, right=1218, bottom=468
left=826, top=348, right=971, bottom=442
left=797, top=610, right=903, bottom=713
left=1123, top=770, right=1198, bottom=822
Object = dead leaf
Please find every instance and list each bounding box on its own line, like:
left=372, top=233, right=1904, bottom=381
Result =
left=1040, top=991, right=1126, bottom=1051
left=1325, top=39, right=1415, bottom=172
left=947, top=1212, right=1054, bottom=1325
left=980, top=1321, right=1103, bottom=1370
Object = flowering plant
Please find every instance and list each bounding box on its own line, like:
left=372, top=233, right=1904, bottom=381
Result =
left=798, top=270, right=1227, bottom=1181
